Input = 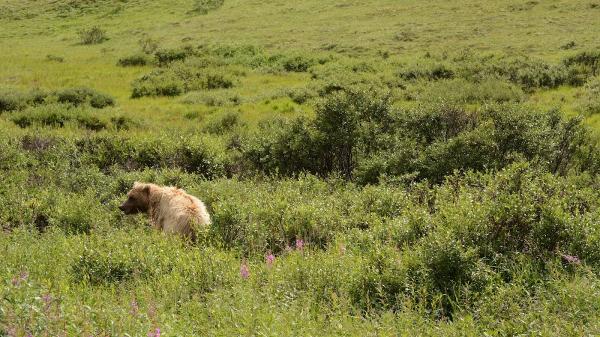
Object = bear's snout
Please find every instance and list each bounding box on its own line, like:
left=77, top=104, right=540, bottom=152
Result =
left=119, top=201, right=134, bottom=214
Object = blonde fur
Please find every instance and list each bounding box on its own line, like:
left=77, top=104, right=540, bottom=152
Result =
left=130, top=182, right=211, bottom=239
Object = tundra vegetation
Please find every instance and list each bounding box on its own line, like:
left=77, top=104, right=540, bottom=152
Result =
left=1, top=0, right=600, bottom=335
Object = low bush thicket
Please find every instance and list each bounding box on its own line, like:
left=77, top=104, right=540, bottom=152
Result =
left=131, top=45, right=333, bottom=98
left=563, top=49, right=600, bottom=77
left=131, top=62, right=235, bottom=98
left=405, top=77, right=524, bottom=103
left=74, top=133, right=230, bottom=177
left=1, top=120, right=599, bottom=333
left=117, top=53, right=151, bottom=67
left=0, top=88, right=47, bottom=113
left=241, top=87, right=597, bottom=183
left=191, top=0, right=225, bottom=15
left=1, top=154, right=599, bottom=324
left=0, top=87, right=114, bottom=113
left=202, top=111, right=244, bottom=135
left=10, top=104, right=112, bottom=131
left=181, top=90, right=242, bottom=106
left=577, top=76, right=600, bottom=115
left=397, top=61, right=455, bottom=81
left=155, top=47, right=192, bottom=66
left=55, top=87, right=114, bottom=108
left=77, top=26, right=107, bottom=45
left=393, top=52, right=600, bottom=91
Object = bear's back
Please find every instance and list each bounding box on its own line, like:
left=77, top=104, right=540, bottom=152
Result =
left=156, top=186, right=210, bottom=236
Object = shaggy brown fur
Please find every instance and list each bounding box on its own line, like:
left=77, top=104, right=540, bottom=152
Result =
left=119, top=182, right=211, bottom=240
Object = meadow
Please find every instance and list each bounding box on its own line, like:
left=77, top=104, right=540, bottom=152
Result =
left=1, top=0, right=600, bottom=335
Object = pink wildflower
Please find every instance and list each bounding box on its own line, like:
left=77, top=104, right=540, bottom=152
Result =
left=265, top=253, right=275, bottom=267
left=295, top=238, right=304, bottom=251
left=560, top=253, right=581, bottom=265
left=148, top=328, right=161, bottom=337
left=147, top=302, right=157, bottom=320
left=42, top=293, right=53, bottom=312
left=240, top=261, right=250, bottom=279
left=130, top=299, right=139, bottom=316
left=11, top=271, right=28, bottom=286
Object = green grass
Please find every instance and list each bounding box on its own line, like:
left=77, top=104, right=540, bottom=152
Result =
left=1, top=0, right=600, bottom=335
left=1, top=0, right=600, bottom=130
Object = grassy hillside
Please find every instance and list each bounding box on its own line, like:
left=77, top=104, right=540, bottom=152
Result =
left=1, top=0, right=600, bottom=128
left=1, top=1, right=600, bottom=336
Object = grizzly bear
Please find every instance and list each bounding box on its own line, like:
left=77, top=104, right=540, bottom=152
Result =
left=119, top=182, right=211, bottom=240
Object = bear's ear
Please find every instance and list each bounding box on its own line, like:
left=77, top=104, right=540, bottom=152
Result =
left=133, top=181, right=150, bottom=194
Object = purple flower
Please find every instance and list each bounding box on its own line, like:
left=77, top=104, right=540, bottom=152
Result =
left=147, top=302, right=157, bottom=320
left=295, top=238, right=304, bottom=251
left=265, top=253, right=275, bottom=267
left=130, top=299, right=139, bottom=316
left=11, top=271, right=28, bottom=286
left=148, top=327, right=160, bottom=337
left=42, top=293, right=53, bottom=311
left=42, top=293, right=52, bottom=304
left=561, top=253, right=581, bottom=265
left=240, top=262, right=250, bottom=279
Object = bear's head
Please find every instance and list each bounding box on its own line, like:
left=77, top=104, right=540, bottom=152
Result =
left=119, top=182, right=151, bottom=215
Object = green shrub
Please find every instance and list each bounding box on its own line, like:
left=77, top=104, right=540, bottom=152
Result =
left=45, top=54, right=64, bottom=62
left=191, top=0, right=225, bottom=14
left=0, top=90, right=29, bottom=113
left=74, top=134, right=229, bottom=176
left=1, top=87, right=112, bottom=112
left=284, top=87, right=317, bottom=104
left=280, top=54, right=317, bottom=72
left=181, top=90, right=242, bottom=106
left=55, top=87, right=114, bottom=108
left=242, top=85, right=595, bottom=183
left=77, top=26, right=107, bottom=45
left=48, top=193, right=104, bottom=234
left=155, top=48, right=190, bottom=66
left=577, top=77, right=600, bottom=115
left=403, top=104, right=589, bottom=182
left=504, top=60, right=567, bottom=89
left=309, top=60, right=389, bottom=96
left=313, top=89, right=393, bottom=178
left=131, top=70, right=185, bottom=97
left=203, top=111, right=244, bottom=135
left=173, top=136, right=228, bottom=177
left=10, top=104, right=109, bottom=131
left=20, top=134, right=56, bottom=152
left=117, top=53, right=150, bottom=67
left=0, top=89, right=47, bottom=113
left=457, top=55, right=571, bottom=90
left=398, top=61, right=455, bottom=81
left=110, top=116, right=135, bottom=130
left=132, top=64, right=235, bottom=98
left=71, top=247, right=142, bottom=284
left=76, top=115, right=107, bottom=131
left=241, top=117, right=322, bottom=176
left=407, top=78, right=523, bottom=103
left=204, top=72, right=234, bottom=89
left=563, top=49, right=600, bottom=77
left=70, top=232, right=175, bottom=285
